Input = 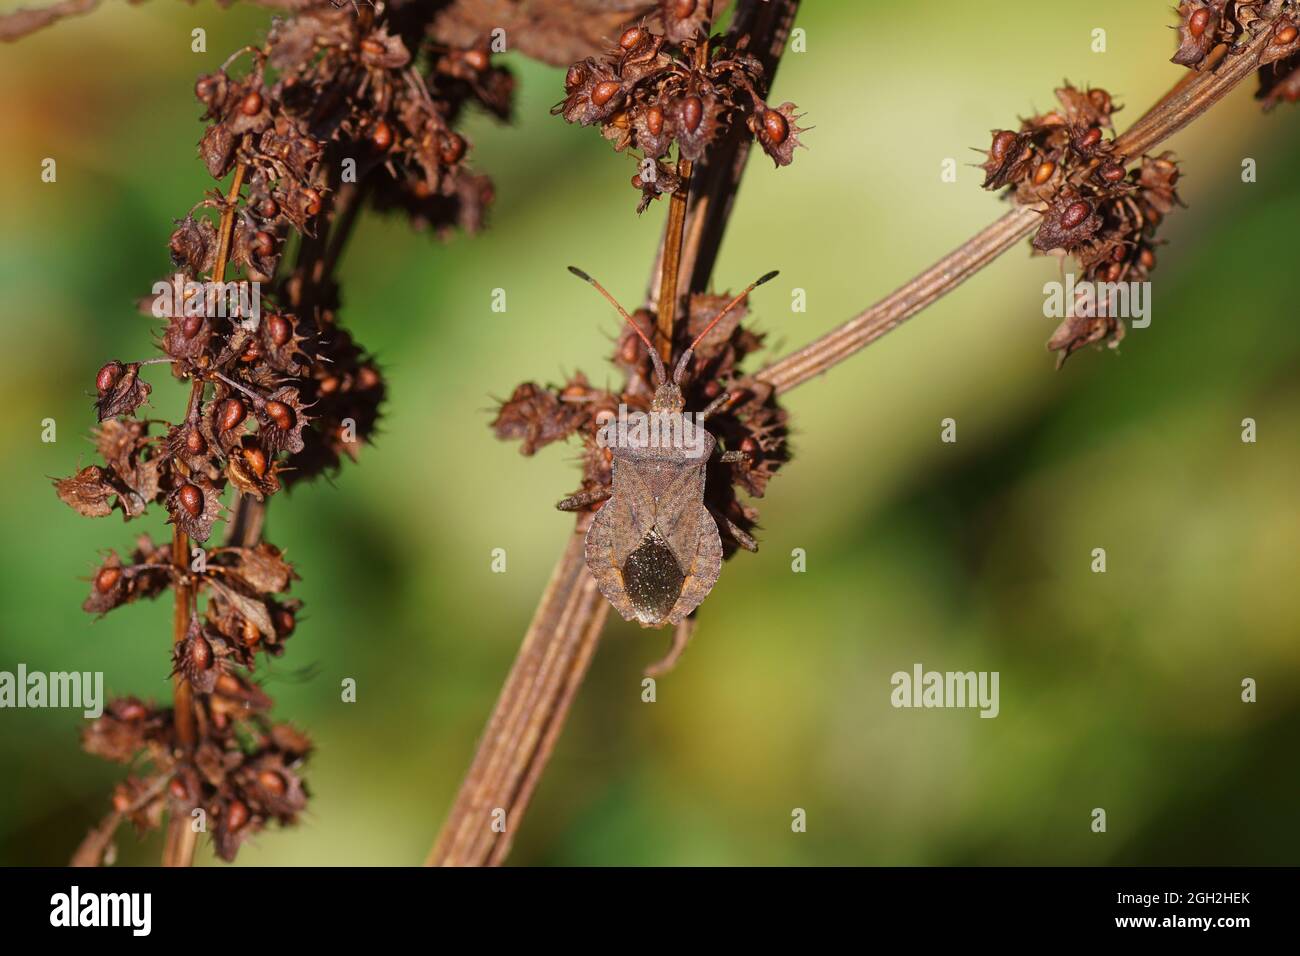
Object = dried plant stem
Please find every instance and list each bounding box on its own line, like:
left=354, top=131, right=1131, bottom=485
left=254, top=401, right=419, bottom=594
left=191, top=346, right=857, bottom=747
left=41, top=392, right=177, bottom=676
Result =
left=656, top=157, right=693, bottom=362
left=759, top=26, right=1277, bottom=394
left=427, top=520, right=608, bottom=865
left=427, top=0, right=801, bottom=868
left=161, top=163, right=245, bottom=868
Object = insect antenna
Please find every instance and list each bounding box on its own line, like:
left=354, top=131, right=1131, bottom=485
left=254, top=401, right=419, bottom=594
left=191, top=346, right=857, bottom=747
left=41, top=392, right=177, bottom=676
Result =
left=568, top=266, right=667, bottom=385
left=672, top=270, right=779, bottom=384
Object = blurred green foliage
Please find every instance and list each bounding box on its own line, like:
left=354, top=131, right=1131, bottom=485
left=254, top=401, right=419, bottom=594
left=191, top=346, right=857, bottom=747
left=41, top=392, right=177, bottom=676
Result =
left=0, top=1, right=1296, bottom=866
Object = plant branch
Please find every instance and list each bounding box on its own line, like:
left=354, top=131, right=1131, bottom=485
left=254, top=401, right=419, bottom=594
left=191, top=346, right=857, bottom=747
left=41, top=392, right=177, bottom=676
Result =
left=427, top=0, right=802, bottom=867
left=758, top=26, right=1279, bottom=395
left=161, top=163, right=245, bottom=869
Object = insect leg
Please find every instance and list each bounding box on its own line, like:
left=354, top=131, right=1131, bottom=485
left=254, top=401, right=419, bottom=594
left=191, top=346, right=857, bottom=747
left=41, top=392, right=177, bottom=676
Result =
left=644, top=615, right=696, bottom=678
left=555, top=485, right=612, bottom=512
left=707, top=503, right=758, bottom=552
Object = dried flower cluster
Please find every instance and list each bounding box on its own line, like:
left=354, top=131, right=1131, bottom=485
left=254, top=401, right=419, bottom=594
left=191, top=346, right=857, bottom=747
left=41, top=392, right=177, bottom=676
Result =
left=53, top=1, right=512, bottom=863
left=552, top=0, right=807, bottom=211
left=974, top=1, right=1300, bottom=365
left=978, top=83, right=1182, bottom=364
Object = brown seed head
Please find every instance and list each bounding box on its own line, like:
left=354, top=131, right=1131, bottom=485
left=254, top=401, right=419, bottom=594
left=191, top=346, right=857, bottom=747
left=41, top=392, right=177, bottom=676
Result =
left=265, top=401, right=294, bottom=431
left=219, top=398, right=246, bottom=432
left=591, top=81, right=622, bottom=107
left=178, top=483, right=203, bottom=517
left=96, top=362, right=124, bottom=395
left=94, top=566, right=121, bottom=594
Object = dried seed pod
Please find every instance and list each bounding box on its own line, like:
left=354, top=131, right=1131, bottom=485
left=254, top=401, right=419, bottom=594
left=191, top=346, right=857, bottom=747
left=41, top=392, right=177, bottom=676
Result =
left=264, top=401, right=294, bottom=431
left=178, top=483, right=203, bottom=517
left=240, top=91, right=264, bottom=116
left=96, top=362, right=124, bottom=395
left=219, top=398, right=246, bottom=432
left=94, top=566, right=122, bottom=594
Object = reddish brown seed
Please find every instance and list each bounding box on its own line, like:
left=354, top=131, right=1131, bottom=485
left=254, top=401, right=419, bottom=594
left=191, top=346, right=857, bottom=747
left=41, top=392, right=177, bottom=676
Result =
left=240, top=339, right=262, bottom=363
left=178, top=483, right=203, bottom=517
left=1032, top=161, right=1056, bottom=185
left=195, top=76, right=217, bottom=103
left=1276, top=25, right=1299, bottom=45
left=192, top=633, right=213, bottom=670
left=762, top=109, right=789, bottom=145
left=1100, top=163, right=1126, bottom=183
left=591, top=81, right=622, bottom=107
left=258, top=770, right=287, bottom=795
left=252, top=231, right=274, bottom=257
left=96, top=361, right=123, bottom=395
left=1189, top=8, right=1212, bottom=38
left=682, top=95, right=704, bottom=132
left=1080, top=127, right=1103, bottom=149
left=1139, top=248, right=1157, bottom=269
left=990, top=130, right=1017, bottom=162
left=357, top=365, right=381, bottom=390
left=463, top=48, right=490, bottom=71
left=265, top=400, right=294, bottom=430
left=645, top=105, right=665, bottom=136
left=303, top=188, right=322, bottom=217
left=94, top=566, right=121, bottom=594
left=112, top=791, right=131, bottom=812
left=1061, top=201, right=1092, bottom=230
left=672, top=0, right=698, bottom=17
left=439, top=132, right=466, bottom=165
left=218, top=398, right=246, bottom=432
left=242, top=618, right=261, bottom=646
left=1102, top=262, right=1123, bottom=282
left=370, top=120, right=393, bottom=151
left=227, top=800, right=250, bottom=832
left=619, top=27, right=645, bottom=49
left=318, top=375, right=341, bottom=395
left=239, top=91, right=263, bottom=116
left=740, top=436, right=760, bottom=457
left=360, top=38, right=386, bottom=56
left=169, top=777, right=188, bottom=801
left=267, top=314, right=292, bottom=347
left=275, top=608, right=296, bottom=637
left=259, top=198, right=278, bottom=218
left=185, top=428, right=206, bottom=455
left=565, top=64, right=588, bottom=92
left=181, top=314, right=204, bottom=338
left=243, top=445, right=268, bottom=478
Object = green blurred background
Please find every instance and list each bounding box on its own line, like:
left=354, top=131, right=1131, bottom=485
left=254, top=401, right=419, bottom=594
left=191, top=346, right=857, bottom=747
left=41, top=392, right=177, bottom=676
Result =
left=1, top=0, right=1297, bottom=866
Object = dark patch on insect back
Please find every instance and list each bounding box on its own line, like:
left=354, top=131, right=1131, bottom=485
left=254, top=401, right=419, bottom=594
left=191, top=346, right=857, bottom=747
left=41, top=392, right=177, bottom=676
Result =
left=622, top=530, right=685, bottom=624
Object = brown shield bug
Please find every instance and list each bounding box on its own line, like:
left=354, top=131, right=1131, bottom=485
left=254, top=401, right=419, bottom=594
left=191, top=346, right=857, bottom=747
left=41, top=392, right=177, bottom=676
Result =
left=558, top=266, right=778, bottom=628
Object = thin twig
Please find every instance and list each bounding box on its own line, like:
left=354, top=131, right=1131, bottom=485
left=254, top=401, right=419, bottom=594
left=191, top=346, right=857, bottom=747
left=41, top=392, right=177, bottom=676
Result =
left=757, top=26, right=1278, bottom=395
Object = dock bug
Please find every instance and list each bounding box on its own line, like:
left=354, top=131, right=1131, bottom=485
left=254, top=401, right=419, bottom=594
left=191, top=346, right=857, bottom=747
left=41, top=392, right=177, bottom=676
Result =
left=558, top=266, right=778, bottom=628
